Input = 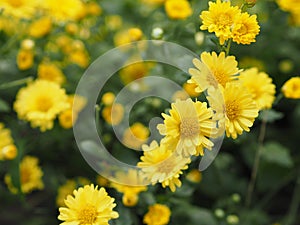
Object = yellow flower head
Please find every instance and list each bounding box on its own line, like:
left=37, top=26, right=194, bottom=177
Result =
left=28, top=17, right=52, bottom=38
left=123, top=122, right=149, bottom=149
left=0, top=0, right=39, bottom=19
left=157, top=98, right=216, bottom=157
left=138, top=140, right=190, bottom=192
left=0, top=123, right=17, bottom=160
left=102, top=103, right=124, bottom=126
left=200, top=0, right=241, bottom=44
left=186, top=169, right=202, bottom=183
left=209, top=82, right=259, bottom=139
left=101, top=92, right=115, bottom=106
left=14, top=80, right=70, bottom=132
left=239, top=67, right=276, bottom=110
left=277, top=0, right=300, bottom=14
left=232, top=12, right=260, bottom=45
left=114, top=28, right=144, bottom=46
left=58, top=184, right=119, bottom=225
left=59, top=109, right=77, bottom=129
left=56, top=177, right=90, bottom=207
left=281, top=77, right=300, bottom=99
left=119, top=60, right=152, bottom=85
left=17, top=49, right=34, bottom=71
left=37, top=61, right=66, bottom=85
left=110, top=169, right=147, bottom=207
left=189, top=52, right=240, bottom=92
left=165, top=0, right=192, bottom=20
left=69, top=49, right=90, bottom=68
left=5, top=155, right=44, bottom=194
left=143, top=204, right=171, bottom=225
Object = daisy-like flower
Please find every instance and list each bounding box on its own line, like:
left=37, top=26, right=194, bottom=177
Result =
left=143, top=204, right=171, bottom=225
left=58, top=184, right=119, bottom=225
left=164, top=0, right=192, bottom=20
left=200, top=0, right=241, bottom=44
left=137, top=140, right=190, bottom=192
left=188, top=52, right=240, bottom=92
left=232, top=12, right=260, bottom=45
left=5, top=156, right=44, bottom=194
left=14, top=80, right=70, bottom=132
left=239, top=67, right=276, bottom=110
left=157, top=98, right=216, bottom=157
left=209, top=82, right=259, bottom=139
left=281, top=77, right=300, bottom=99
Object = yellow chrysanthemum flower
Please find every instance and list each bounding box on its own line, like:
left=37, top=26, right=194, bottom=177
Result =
left=17, top=49, right=34, bottom=71
left=56, top=177, right=90, bottom=207
left=164, top=0, right=192, bottom=20
left=239, top=68, right=276, bottom=110
left=102, top=104, right=124, bottom=125
left=5, top=156, right=44, bottom=194
left=123, top=122, right=149, bottom=149
left=37, top=61, right=66, bottom=85
left=200, top=0, right=241, bottom=44
left=232, top=12, right=260, bottom=45
left=281, top=77, right=300, bottom=99
left=101, top=92, right=115, bottom=106
left=143, top=204, right=171, bottom=225
left=14, top=80, right=70, bottom=132
left=58, top=184, right=119, bottom=225
left=188, top=52, right=240, bottom=92
left=28, top=17, right=52, bottom=38
left=110, top=170, right=147, bottom=207
left=0, top=0, right=39, bottom=19
left=157, top=98, right=216, bottom=157
left=209, top=82, right=259, bottom=139
left=277, top=0, right=300, bottom=14
left=0, top=123, right=17, bottom=160
left=138, top=140, right=190, bottom=192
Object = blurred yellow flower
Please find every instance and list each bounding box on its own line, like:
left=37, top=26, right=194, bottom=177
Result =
left=21, top=39, right=35, bottom=50
left=59, top=109, right=77, bottom=129
left=119, top=61, right=151, bottom=85
left=28, top=17, right=52, bottom=38
left=0, top=123, right=17, bottom=160
left=0, top=0, right=39, bottom=19
left=200, top=0, right=241, bottom=44
left=101, top=92, right=115, bottom=106
left=157, top=98, right=216, bottom=157
left=58, top=184, right=119, bottom=225
left=138, top=140, right=190, bottom=192
left=102, top=104, right=124, bottom=125
left=239, top=67, right=276, bottom=110
left=17, top=49, right=34, bottom=70
left=14, top=80, right=70, bottom=131
left=68, top=94, right=87, bottom=113
left=143, top=204, right=171, bottom=225
left=183, top=82, right=200, bottom=97
left=281, top=77, right=300, bottom=99
left=96, top=175, right=110, bottom=187
left=114, top=27, right=144, bottom=46
left=239, top=56, right=266, bottom=71
left=186, top=169, right=202, bottom=183
left=69, top=49, right=90, bottom=68
left=85, top=2, right=102, bottom=16
left=105, top=15, right=123, bottom=31
left=232, top=12, right=260, bottom=45
left=37, top=61, right=66, bottom=85
left=110, top=170, right=147, bottom=207
left=123, top=122, right=149, bottom=149
left=165, top=0, right=192, bottom=20
left=277, top=0, right=300, bottom=15
left=5, top=155, right=44, bottom=194
left=56, top=177, right=90, bottom=207
left=188, top=52, right=240, bottom=92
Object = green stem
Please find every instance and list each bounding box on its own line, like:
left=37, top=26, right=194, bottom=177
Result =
left=245, top=117, right=267, bottom=207
left=0, top=77, right=33, bottom=90
left=224, top=39, right=232, bottom=56
left=284, top=170, right=300, bottom=225
left=0, top=34, right=20, bottom=54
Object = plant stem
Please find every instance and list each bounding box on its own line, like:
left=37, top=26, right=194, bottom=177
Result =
left=245, top=118, right=267, bottom=207
left=285, top=170, right=300, bottom=225
left=0, top=77, right=33, bottom=90
left=224, top=39, right=232, bottom=56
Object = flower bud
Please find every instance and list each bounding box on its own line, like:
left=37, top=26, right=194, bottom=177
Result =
left=244, top=0, right=256, bottom=8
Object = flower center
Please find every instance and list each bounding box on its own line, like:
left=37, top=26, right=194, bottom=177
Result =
left=157, top=159, right=176, bottom=174
left=238, top=24, right=248, bottom=35
left=78, top=204, right=98, bottom=225
left=226, top=100, right=240, bottom=120
left=212, top=69, right=228, bottom=87
left=217, top=13, right=232, bottom=27
left=180, top=117, right=199, bottom=138
left=35, top=96, right=53, bottom=112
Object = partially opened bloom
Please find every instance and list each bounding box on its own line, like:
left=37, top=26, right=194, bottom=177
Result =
left=239, top=67, right=276, bottom=110
left=5, top=156, right=44, bottom=194
left=58, top=184, right=119, bottom=225
left=137, top=140, right=190, bottom=192
left=14, top=80, right=69, bottom=131
left=200, top=0, right=241, bottom=44
left=0, top=123, right=17, bottom=160
left=157, top=98, right=216, bottom=156
left=143, top=204, right=171, bottom=225
left=188, top=52, right=240, bottom=92
left=281, top=77, right=300, bottom=99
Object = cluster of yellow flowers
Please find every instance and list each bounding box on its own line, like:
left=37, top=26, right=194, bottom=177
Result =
left=0, top=123, right=17, bottom=160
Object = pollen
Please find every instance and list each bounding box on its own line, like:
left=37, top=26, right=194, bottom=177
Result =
left=78, top=205, right=98, bottom=224
left=180, top=117, right=200, bottom=138
left=225, top=100, right=240, bottom=120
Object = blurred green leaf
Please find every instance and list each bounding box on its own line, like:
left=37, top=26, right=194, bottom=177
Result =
left=0, top=98, right=10, bottom=112
left=259, top=109, right=284, bottom=123
left=261, top=142, right=293, bottom=168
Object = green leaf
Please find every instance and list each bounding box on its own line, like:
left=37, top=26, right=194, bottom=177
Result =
left=0, top=98, right=10, bottom=112
left=259, top=109, right=283, bottom=123
left=261, top=142, right=293, bottom=168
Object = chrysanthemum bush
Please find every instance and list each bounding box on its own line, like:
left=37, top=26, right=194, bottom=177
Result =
left=0, top=0, right=300, bottom=225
